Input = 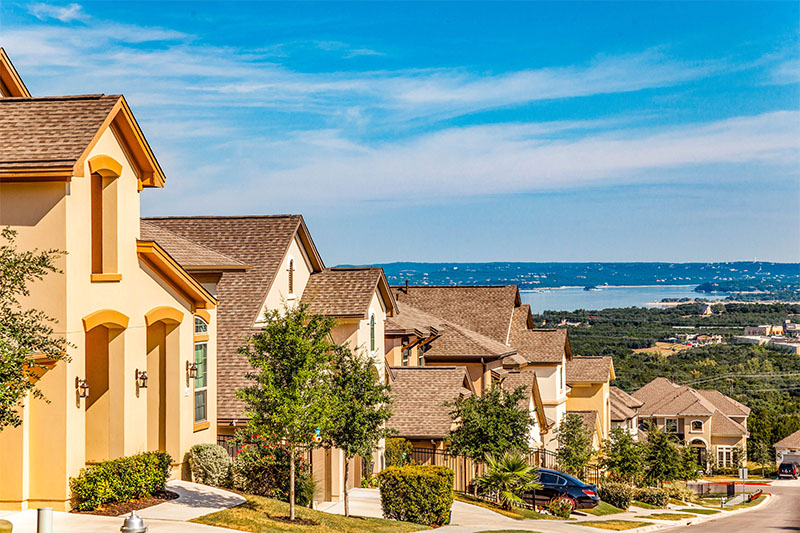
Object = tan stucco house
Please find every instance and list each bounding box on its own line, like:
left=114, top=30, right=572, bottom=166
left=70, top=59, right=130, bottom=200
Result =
left=565, top=356, right=615, bottom=447
left=142, top=216, right=397, bottom=503
left=609, top=385, right=644, bottom=440
left=0, top=50, right=221, bottom=511
left=633, top=377, right=750, bottom=468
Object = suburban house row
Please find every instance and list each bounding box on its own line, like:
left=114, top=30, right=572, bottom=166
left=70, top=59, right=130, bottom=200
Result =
left=0, top=48, right=749, bottom=512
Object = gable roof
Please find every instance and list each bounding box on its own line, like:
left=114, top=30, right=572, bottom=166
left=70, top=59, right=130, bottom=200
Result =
left=775, top=429, right=800, bottom=449
left=302, top=267, right=396, bottom=319
left=610, top=386, right=643, bottom=421
left=385, top=302, right=441, bottom=338
left=710, top=411, right=748, bottom=436
left=140, top=221, right=248, bottom=272
left=425, top=321, right=517, bottom=360
left=0, top=48, right=30, bottom=98
left=143, top=215, right=323, bottom=420
left=695, top=389, right=751, bottom=417
left=387, top=366, right=474, bottom=439
left=0, top=94, right=165, bottom=186
left=135, top=240, right=217, bottom=311
left=566, top=356, right=615, bottom=383
left=509, top=327, right=571, bottom=364
left=497, top=368, right=552, bottom=430
left=392, top=285, right=520, bottom=342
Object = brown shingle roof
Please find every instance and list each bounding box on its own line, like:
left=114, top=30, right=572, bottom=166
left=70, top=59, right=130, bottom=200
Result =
left=610, top=386, right=643, bottom=422
left=302, top=267, right=392, bottom=319
left=0, top=95, right=119, bottom=169
left=696, top=389, right=751, bottom=417
left=710, top=411, right=748, bottom=436
left=385, top=302, right=440, bottom=337
left=143, top=215, right=318, bottom=420
left=566, top=356, right=614, bottom=383
left=387, top=366, right=473, bottom=439
left=509, top=327, right=570, bottom=364
left=497, top=368, right=537, bottom=409
left=139, top=221, right=247, bottom=271
left=426, top=321, right=516, bottom=360
left=775, top=429, right=800, bottom=449
left=392, top=285, right=520, bottom=342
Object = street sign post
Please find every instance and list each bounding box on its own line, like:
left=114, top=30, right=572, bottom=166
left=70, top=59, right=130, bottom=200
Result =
left=739, top=467, right=748, bottom=496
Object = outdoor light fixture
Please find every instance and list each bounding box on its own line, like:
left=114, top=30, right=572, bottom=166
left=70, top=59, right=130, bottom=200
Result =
left=75, top=377, right=89, bottom=398
left=186, top=360, right=198, bottom=380
left=135, top=369, right=148, bottom=389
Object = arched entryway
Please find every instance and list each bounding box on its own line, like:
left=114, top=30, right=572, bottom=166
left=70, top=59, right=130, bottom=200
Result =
left=689, top=438, right=708, bottom=466
left=82, top=310, right=129, bottom=463
left=144, top=307, right=183, bottom=454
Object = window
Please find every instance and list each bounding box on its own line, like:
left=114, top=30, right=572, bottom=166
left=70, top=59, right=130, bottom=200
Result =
left=665, top=418, right=678, bottom=434
left=370, top=314, right=376, bottom=352
left=288, top=259, right=294, bottom=295
left=194, top=316, right=208, bottom=334
left=538, top=472, right=557, bottom=485
left=418, top=345, right=425, bottom=366
left=194, top=342, right=208, bottom=422
left=691, top=420, right=703, bottom=433
left=402, top=348, right=409, bottom=366
left=717, top=446, right=732, bottom=467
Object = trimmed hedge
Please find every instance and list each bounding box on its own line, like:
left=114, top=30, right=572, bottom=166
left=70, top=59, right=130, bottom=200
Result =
left=634, top=487, right=669, bottom=508
left=378, top=465, right=453, bottom=525
left=189, top=444, right=232, bottom=487
left=385, top=438, right=413, bottom=468
left=70, top=451, right=172, bottom=511
left=598, top=482, right=634, bottom=510
left=663, top=482, right=698, bottom=503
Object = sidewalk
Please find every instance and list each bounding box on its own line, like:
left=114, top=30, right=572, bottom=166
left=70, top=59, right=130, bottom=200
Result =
left=1, top=481, right=245, bottom=533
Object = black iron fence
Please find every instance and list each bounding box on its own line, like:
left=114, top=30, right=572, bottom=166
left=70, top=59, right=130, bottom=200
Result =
left=409, top=447, right=602, bottom=493
left=216, top=434, right=312, bottom=464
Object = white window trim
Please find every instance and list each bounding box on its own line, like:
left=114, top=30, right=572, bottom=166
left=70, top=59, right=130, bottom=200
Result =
left=690, top=419, right=704, bottom=433
left=194, top=341, right=209, bottom=423
left=717, top=445, right=733, bottom=467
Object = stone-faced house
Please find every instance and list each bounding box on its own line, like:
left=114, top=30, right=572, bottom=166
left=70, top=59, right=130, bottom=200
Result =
left=609, top=386, right=644, bottom=440
left=0, top=49, right=221, bottom=510
left=633, top=377, right=750, bottom=467
left=142, top=216, right=397, bottom=504
left=565, top=356, right=615, bottom=446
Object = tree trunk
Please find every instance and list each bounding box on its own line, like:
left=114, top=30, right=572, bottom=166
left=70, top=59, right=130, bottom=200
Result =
left=344, top=456, right=350, bottom=517
left=290, top=448, right=296, bottom=521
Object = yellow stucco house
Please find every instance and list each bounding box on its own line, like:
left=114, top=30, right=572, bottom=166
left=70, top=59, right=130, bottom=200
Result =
left=0, top=49, right=222, bottom=511
left=142, top=216, right=397, bottom=503
left=565, top=356, right=615, bottom=448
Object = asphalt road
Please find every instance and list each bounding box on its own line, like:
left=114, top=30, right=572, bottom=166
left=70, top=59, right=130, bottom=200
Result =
left=665, top=479, right=800, bottom=533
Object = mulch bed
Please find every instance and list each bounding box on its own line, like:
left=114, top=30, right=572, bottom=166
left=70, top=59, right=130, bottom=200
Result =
left=71, top=490, right=179, bottom=516
left=269, top=515, right=319, bottom=526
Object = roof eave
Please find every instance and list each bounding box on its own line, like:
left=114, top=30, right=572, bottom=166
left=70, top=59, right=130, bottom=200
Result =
left=137, top=240, right=218, bottom=311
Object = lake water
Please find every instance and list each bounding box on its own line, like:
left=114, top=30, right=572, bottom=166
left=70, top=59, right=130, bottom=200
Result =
left=520, top=285, right=727, bottom=313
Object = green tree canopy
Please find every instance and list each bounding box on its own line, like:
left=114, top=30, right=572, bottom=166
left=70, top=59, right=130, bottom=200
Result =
left=601, top=426, right=644, bottom=483
left=446, top=385, right=533, bottom=461
left=643, top=424, right=683, bottom=485
left=556, top=413, right=593, bottom=477
left=324, top=348, right=393, bottom=516
left=237, top=303, right=337, bottom=520
left=0, top=228, right=67, bottom=430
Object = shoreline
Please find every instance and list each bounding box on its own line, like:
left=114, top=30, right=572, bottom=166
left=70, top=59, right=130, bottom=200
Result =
left=520, top=284, right=704, bottom=292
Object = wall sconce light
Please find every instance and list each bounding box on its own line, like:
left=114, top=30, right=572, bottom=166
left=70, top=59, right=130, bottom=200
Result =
left=75, top=377, right=89, bottom=398
left=135, top=369, right=148, bottom=390
left=186, top=361, right=198, bottom=380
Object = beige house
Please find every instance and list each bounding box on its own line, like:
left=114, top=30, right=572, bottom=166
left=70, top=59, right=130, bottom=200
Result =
left=633, top=378, right=750, bottom=468
left=775, top=429, right=800, bottom=465
left=609, top=386, right=643, bottom=440
left=566, top=410, right=604, bottom=449
left=0, top=50, right=220, bottom=511
left=565, top=356, right=615, bottom=447
left=142, top=216, right=397, bottom=503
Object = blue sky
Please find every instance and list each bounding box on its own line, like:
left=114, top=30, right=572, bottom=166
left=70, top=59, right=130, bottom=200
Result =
left=2, top=1, right=799, bottom=264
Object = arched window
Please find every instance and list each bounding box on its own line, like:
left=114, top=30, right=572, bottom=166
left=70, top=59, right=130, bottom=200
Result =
left=288, top=259, right=294, bottom=295
left=691, top=420, right=703, bottom=432
left=370, top=314, right=376, bottom=351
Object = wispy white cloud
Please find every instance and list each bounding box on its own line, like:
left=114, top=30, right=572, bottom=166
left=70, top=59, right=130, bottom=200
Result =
left=27, top=2, right=87, bottom=22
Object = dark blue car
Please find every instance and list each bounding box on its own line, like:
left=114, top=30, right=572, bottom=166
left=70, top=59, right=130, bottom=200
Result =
left=523, top=468, right=600, bottom=510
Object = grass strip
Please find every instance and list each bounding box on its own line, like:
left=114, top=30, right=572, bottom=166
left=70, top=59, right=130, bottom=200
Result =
left=633, top=512, right=696, bottom=520
left=678, top=508, right=720, bottom=515
left=582, top=502, right=626, bottom=516
left=579, top=520, right=652, bottom=531
left=630, top=500, right=658, bottom=509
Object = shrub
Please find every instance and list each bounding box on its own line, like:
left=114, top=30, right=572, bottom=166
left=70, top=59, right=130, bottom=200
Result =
left=231, top=433, right=314, bottom=506
left=70, top=451, right=172, bottom=511
left=597, top=482, right=634, bottom=510
left=475, top=452, right=541, bottom=510
left=189, top=444, right=232, bottom=487
left=385, top=438, right=413, bottom=467
left=663, top=482, right=698, bottom=503
left=546, top=496, right=574, bottom=518
left=633, top=487, right=669, bottom=508
left=378, top=465, right=454, bottom=525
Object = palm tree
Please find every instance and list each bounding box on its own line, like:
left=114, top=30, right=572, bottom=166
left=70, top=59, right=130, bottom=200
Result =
left=475, top=452, right=542, bottom=510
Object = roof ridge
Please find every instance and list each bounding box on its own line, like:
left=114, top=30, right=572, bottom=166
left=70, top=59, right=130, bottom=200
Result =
left=391, top=284, right=517, bottom=289
left=0, top=94, right=115, bottom=102
left=143, top=214, right=301, bottom=220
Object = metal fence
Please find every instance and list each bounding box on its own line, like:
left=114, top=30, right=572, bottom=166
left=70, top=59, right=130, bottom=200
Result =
left=216, top=434, right=312, bottom=464
left=409, top=447, right=602, bottom=493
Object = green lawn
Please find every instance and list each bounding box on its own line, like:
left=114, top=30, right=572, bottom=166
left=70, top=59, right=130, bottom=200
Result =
left=578, top=520, right=652, bottom=531
left=728, top=494, right=767, bottom=510
left=630, top=500, right=658, bottom=509
left=677, top=508, right=720, bottom=515
left=633, top=513, right=696, bottom=520
left=453, top=494, right=568, bottom=520
left=582, top=502, right=626, bottom=516
left=191, top=495, right=429, bottom=533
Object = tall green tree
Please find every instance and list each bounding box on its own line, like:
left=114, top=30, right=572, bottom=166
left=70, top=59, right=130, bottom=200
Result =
left=678, top=445, right=701, bottom=481
left=324, top=348, right=393, bottom=517
left=446, top=385, right=533, bottom=461
left=643, top=424, right=682, bottom=485
left=601, top=426, right=644, bottom=483
left=0, top=228, right=68, bottom=430
left=751, top=439, right=773, bottom=477
left=237, top=303, right=336, bottom=521
left=556, top=413, right=593, bottom=477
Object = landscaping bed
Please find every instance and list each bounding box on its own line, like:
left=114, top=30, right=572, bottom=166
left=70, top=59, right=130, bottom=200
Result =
left=71, top=489, right=178, bottom=516
left=453, top=494, right=569, bottom=520
left=192, top=494, right=428, bottom=533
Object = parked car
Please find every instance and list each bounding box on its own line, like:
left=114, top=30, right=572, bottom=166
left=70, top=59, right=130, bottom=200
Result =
left=778, top=462, right=799, bottom=480
left=523, top=468, right=600, bottom=510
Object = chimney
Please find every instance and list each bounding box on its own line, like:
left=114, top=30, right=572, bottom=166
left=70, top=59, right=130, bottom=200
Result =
left=405, top=279, right=409, bottom=293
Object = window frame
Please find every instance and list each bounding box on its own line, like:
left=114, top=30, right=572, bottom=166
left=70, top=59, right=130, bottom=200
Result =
left=401, top=347, right=409, bottom=366
left=690, top=419, right=703, bottom=433
left=369, top=314, right=376, bottom=352
left=665, top=418, right=679, bottom=434
left=193, top=341, right=209, bottom=424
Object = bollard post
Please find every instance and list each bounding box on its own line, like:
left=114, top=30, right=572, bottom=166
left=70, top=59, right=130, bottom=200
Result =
left=36, top=507, right=53, bottom=533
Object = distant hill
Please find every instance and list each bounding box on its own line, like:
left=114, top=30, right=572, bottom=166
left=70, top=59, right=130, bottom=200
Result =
left=358, top=262, right=800, bottom=295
